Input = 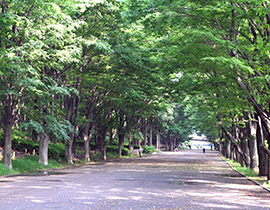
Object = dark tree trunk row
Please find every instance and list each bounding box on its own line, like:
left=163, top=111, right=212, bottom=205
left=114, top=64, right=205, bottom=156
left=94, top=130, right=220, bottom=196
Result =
left=220, top=113, right=268, bottom=176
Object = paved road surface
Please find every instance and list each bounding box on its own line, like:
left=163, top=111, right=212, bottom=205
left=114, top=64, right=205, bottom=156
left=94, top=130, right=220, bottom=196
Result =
left=0, top=150, right=270, bottom=210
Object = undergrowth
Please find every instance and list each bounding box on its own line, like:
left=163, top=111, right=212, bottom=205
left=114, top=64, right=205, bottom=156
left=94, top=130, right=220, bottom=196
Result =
left=0, top=155, right=65, bottom=176
left=224, top=158, right=270, bottom=189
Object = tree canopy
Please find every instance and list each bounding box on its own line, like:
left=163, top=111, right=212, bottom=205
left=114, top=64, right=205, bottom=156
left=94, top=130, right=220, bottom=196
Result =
left=1, top=0, right=270, bottom=178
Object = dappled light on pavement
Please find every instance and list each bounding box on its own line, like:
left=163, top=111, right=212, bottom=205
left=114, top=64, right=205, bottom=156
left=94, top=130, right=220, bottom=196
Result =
left=0, top=150, right=270, bottom=209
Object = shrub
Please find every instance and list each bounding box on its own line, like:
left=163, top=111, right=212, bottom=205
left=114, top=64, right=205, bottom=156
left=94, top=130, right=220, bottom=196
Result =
left=12, top=137, right=39, bottom=154
left=142, top=145, right=155, bottom=154
left=48, top=143, right=65, bottom=160
left=121, top=147, right=130, bottom=156
left=106, top=145, right=118, bottom=153
left=76, top=139, right=84, bottom=147
left=90, top=142, right=96, bottom=150
left=106, top=145, right=130, bottom=156
left=107, top=151, right=119, bottom=158
left=2, top=130, right=67, bottom=161
left=133, top=144, right=140, bottom=149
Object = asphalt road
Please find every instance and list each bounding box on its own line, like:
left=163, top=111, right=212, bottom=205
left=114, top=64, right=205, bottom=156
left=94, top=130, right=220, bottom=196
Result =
left=0, top=149, right=270, bottom=210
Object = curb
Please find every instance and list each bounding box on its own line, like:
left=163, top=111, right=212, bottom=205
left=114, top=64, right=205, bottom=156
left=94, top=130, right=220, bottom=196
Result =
left=219, top=155, right=270, bottom=193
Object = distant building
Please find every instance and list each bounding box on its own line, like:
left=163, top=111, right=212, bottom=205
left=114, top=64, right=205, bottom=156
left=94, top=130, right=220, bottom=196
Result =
left=189, top=133, right=212, bottom=149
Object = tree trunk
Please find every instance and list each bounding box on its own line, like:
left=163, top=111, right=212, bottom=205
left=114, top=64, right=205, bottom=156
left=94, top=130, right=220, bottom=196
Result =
left=257, top=115, right=267, bottom=176
left=3, top=123, right=13, bottom=169
left=164, top=141, right=169, bottom=151
left=83, top=112, right=95, bottom=162
left=249, top=118, right=259, bottom=172
left=143, top=118, right=147, bottom=145
left=253, top=104, right=270, bottom=136
left=65, top=142, right=73, bottom=164
left=39, top=133, right=49, bottom=166
left=99, top=126, right=108, bottom=160
left=129, top=132, right=134, bottom=153
left=118, top=134, right=125, bottom=157
left=156, top=127, right=160, bottom=150
left=237, top=123, right=250, bottom=167
left=242, top=139, right=250, bottom=167
left=65, top=133, right=74, bottom=164
left=84, top=132, right=92, bottom=162
left=235, top=147, right=241, bottom=163
left=225, top=137, right=231, bottom=159
left=164, top=130, right=171, bottom=151
left=222, top=127, right=249, bottom=165
left=72, top=133, right=76, bottom=155
left=3, top=95, right=20, bottom=168
left=149, top=119, right=153, bottom=146
left=118, top=111, right=125, bottom=157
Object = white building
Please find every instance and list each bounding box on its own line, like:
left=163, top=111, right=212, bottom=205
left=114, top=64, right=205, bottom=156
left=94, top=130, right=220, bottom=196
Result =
left=189, top=133, right=212, bottom=149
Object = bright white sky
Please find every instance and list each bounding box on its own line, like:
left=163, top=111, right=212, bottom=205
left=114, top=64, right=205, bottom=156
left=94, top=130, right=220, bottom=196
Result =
left=189, top=133, right=207, bottom=140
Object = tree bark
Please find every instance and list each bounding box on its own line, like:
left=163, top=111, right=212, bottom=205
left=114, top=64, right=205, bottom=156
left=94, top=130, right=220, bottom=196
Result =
left=149, top=119, right=153, bottom=146
left=257, top=115, right=267, bottom=176
left=129, top=132, right=134, bottom=153
left=118, top=111, right=125, bottom=157
left=143, top=118, right=147, bottom=146
left=118, top=134, right=125, bottom=157
left=225, top=137, right=231, bottom=159
left=98, top=126, right=107, bottom=160
left=156, top=127, right=160, bottom=150
left=164, top=130, right=171, bottom=151
left=84, top=132, right=92, bottom=162
left=39, top=133, right=49, bottom=166
left=3, top=122, right=13, bottom=169
left=65, top=133, right=74, bottom=164
left=222, top=127, right=249, bottom=165
left=249, top=118, right=259, bottom=171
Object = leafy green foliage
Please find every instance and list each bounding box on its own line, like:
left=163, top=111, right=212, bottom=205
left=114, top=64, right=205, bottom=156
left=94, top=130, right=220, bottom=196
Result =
left=106, top=145, right=130, bottom=156
left=142, top=145, right=155, bottom=154
left=1, top=130, right=66, bottom=161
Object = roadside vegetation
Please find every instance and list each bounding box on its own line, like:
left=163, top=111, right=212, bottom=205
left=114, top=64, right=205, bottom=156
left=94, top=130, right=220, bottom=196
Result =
left=0, top=130, right=158, bottom=176
left=0, top=156, right=64, bottom=176
left=224, top=158, right=270, bottom=190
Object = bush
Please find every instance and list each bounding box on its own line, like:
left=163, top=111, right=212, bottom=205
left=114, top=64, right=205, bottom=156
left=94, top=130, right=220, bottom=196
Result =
left=106, top=145, right=118, bottom=153
left=121, top=147, right=130, bottom=156
left=142, top=145, right=155, bottom=154
left=123, top=141, right=129, bottom=149
left=2, top=130, right=66, bottom=161
left=133, top=144, right=140, bottom=149
left=106, top=145, right=130, bottom=156
left=48, top=143, right=65, bottom=160
left=107, top=151, right=119, bottom=158
left=90, top=142, right=96, bottom=150
left=76, top=139, right=84, bottom=147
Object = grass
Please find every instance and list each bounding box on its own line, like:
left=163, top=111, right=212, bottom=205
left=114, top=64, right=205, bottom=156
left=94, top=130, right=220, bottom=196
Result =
left=224, top=158, right=270, bottom=189
left=0, top=146, right=159, bottom=176
left=107, top=151, right=119, bottom=158
left=0, top=155, right=66, bottom=176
